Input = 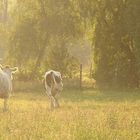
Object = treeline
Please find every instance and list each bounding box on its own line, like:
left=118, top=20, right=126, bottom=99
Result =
left=0, top=0, right=140, bottom=88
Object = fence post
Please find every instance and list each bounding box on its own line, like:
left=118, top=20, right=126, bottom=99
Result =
left=80, top=64, right=82, bottom=89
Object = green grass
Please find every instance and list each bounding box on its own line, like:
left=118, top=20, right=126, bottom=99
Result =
left=0, top=82, right=140, bottom=140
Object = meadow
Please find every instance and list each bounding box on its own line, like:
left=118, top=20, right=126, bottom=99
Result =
left=0, top=81, right=140, bottom=140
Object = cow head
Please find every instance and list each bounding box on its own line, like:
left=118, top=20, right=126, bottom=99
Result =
left=3, top=66, right=18, bottom=80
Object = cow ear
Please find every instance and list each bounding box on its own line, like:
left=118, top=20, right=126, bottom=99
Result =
left=11, top=67, right=18, bottom=73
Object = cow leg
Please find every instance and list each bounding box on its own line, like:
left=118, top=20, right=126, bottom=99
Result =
left=45, top=86, right=53, bottom=104
left=51, top=91, right=60, bottom=108
left=50, top=99, right=54, bottom=109
left=45, top=86, right=61, bottom=109
left=45, top=87, right=56, bottom=109
left=50, top=97, right=57, bottom=109
left=45, top=86, right=54, bottom=100
left=54, top=98, right=60, bottom=108
left=51, top=96, right=59, bottom=108
left=50, top=96, right=59, bottom=108
left=49, top=97, right=55, bottom=109
left=3, top=98, right=8, bottom=111
left=54, top=92, right=60, bottom=108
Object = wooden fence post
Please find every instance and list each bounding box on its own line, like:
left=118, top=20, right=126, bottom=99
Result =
left=80, top=64, right=82, bottom=89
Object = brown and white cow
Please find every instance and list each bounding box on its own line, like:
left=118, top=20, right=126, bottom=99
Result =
left=44, top=70, right=63, bottom=109
left=0, top=65, right=18, bottom=111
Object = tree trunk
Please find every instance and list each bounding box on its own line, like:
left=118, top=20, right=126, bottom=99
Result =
left=120, top=39, right=139, bottom=88
left=30, top=0, right=48, bottom=79
left=30, top=45, right=46, bottom=79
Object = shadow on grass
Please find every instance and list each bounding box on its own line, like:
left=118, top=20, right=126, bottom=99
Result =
left=62, top=88, right=140, bottom=103
left=12, top=83, right=140, bottom=103
left=12, top=81, right=140, bottom=103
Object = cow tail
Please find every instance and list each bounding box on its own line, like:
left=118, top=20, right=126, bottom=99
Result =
left=50, top=71, right=57, bottom=86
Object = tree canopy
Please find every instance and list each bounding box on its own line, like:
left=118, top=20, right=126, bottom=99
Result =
left=0, top=0, right=140, bottom=88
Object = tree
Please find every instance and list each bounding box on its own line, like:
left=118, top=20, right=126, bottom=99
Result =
left=78, top=0, right=140, bottom=88
left=7, top=0, right=83, bottom=79
left=47, top=37, right=79, bottom=77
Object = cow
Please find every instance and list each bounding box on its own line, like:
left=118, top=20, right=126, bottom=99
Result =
left=44, top=70, right=63, bottom=109
left=0, top=65, right=18, bottom=111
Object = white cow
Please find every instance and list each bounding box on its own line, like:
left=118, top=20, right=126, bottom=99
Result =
left=44, top=70, right=63, bottom=109
left=0, top=65, right=18, bottom=111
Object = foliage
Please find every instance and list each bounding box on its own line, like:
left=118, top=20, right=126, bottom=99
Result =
left=77, top=0, right=140, bottom=88
left=1, top=0, right=140, bottom=88
left=6, top=0, right=83, bottom=79
left=47, top=37, right=80, bottom=77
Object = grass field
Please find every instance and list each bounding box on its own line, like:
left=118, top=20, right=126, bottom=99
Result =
left=0, top=82, right=140, bottom=140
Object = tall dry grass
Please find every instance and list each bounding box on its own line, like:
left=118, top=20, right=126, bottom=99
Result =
left=0, top=81, right=139, bottom=140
